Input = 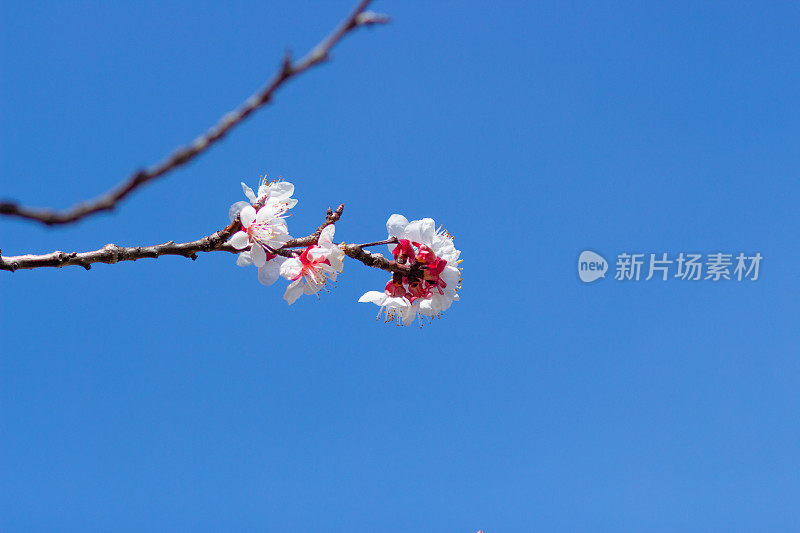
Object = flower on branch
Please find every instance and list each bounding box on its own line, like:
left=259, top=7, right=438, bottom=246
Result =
left=280, top=224, right=344, bottom=304
left=360, top=214, right=462, bottom=326
left=229, top=176, right=297, bottom=221
left=242, top=176, right=298, bottom=209
left=227, top=201, right=292, bottom=284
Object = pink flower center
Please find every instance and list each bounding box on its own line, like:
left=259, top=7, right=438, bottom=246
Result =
left=293, top=246, right=331, bottom=281
left=385, top=241, right=450, bottom=301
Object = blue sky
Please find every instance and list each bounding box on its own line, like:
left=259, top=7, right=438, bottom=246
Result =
left=2, top=1, right=800, bottom=531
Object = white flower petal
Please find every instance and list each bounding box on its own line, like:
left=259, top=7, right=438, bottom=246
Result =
left=403, top=220, right=422, bottom=242
left=319, top=225, right=335, bottom=247
left=242, top=183, right=257, bottom=203
left=386, top=214, right=409, bottom=238
left=269, top=181, right=294, bottom=200
left=401, top=305, right=417, bottom=326
left=280, top=258, right=303, bottom=280
left=441, top=265, right=461, bottom=287
left=255, top=205, right=275, bottom=223
left=433, top=293, right=453, bottom=312
left=417, top=218, right=435, bottom=245
left=228, top=231, right=250, bottom=250
left=284, top=279, right=304, bottom=305
left=419, top=298, right=435, bottom=316
left=303, top=278, right=322, bottom=294
left=284, top=198, right=298, bottom=209
left=240, top=205, right=257, bottom=227
left=228, top=201, right=250, bottom=222
left=359, top=291, right=387, bottom=305
left=257, top=260, right=282, bottom=285
left=326, top=253, right=344, bottom=273
left=440, top=248, right=460, bottom=263
left=236, top=251, right=253, bottom=267
left=250, top=244, right=267, bottom=267
left=384, top=296, right=409, bottom=310
left=404, top=218, right=434, bottom=244
left=262, top=197, right=288, bottom=218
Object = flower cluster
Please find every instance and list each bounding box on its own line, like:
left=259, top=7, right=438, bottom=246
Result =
left=226, top=178, right=461, bottom=325
left=359, top=214, right=461, bottom=326
left=227, top=176, right=344, bottom=302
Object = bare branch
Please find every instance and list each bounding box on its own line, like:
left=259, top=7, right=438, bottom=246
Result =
left=0, top=220, right=241, bottom=271
left=0, top=0, right=388, bottom=226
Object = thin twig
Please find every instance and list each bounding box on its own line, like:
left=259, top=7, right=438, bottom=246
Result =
left=0, top=1, right=389, bottom=226
left=353, top=237, right=397, bottom=248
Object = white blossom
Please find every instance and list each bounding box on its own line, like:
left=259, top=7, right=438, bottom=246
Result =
left=279, top=225, right=344, bottom=305
left=242, top=177, right=297, bottom=209
left=229, top=176, right=297, bottom=222
left=227, top=202, right=292, bottom=282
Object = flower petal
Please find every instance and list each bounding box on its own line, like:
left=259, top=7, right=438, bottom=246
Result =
left=405, top=218, right=435, bottom=245
left=417, top=218, right=435, bottom=244
left=261, top=197, right=288, bottom=219
left=257, top=260, right=282, bottom=285
left=269, top=181, right=294, bottom=200
left=228, top=201, right=250, bottom=222
left=251, top=244, right=267, bottom=267
left=280, top=258, right=303, bottom=280
left=256, top=180, right=270, bottom=199
left=431, top=293, right=453, bottom=312
left=359, top=291, right=387, bottom=305
left=386, top=214, right=409, bottom=238
left=242, top=182, right=257, bottom=202
left=401, top=305, right=417, bottom=326
left=441, top=265, right=461, bottom=287
left=240, top=205, right=257, bottom=227
left=228, top=231, right=250, bottom=250
left=236, top=251, right=253, bottom=267
left=284, top=279, right=304, bottom=305
left=318, top=224, right=335, bottom=247
left=255, top=204, right=275, bottom=223
left=303, top=278, right=322, bottom=294
left=419, top=298, right=435, bottom=316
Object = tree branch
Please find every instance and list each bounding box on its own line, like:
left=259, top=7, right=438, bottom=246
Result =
left=0, top=203, right=420, bottom=277
left=0, top=220, right=241, bottom=271
left=0, top=1, right=389, bottom=226
left=343, top=244, right=422, bottom=277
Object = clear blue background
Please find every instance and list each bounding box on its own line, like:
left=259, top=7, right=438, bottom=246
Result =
left=2, top=1, right=799, bottom=531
